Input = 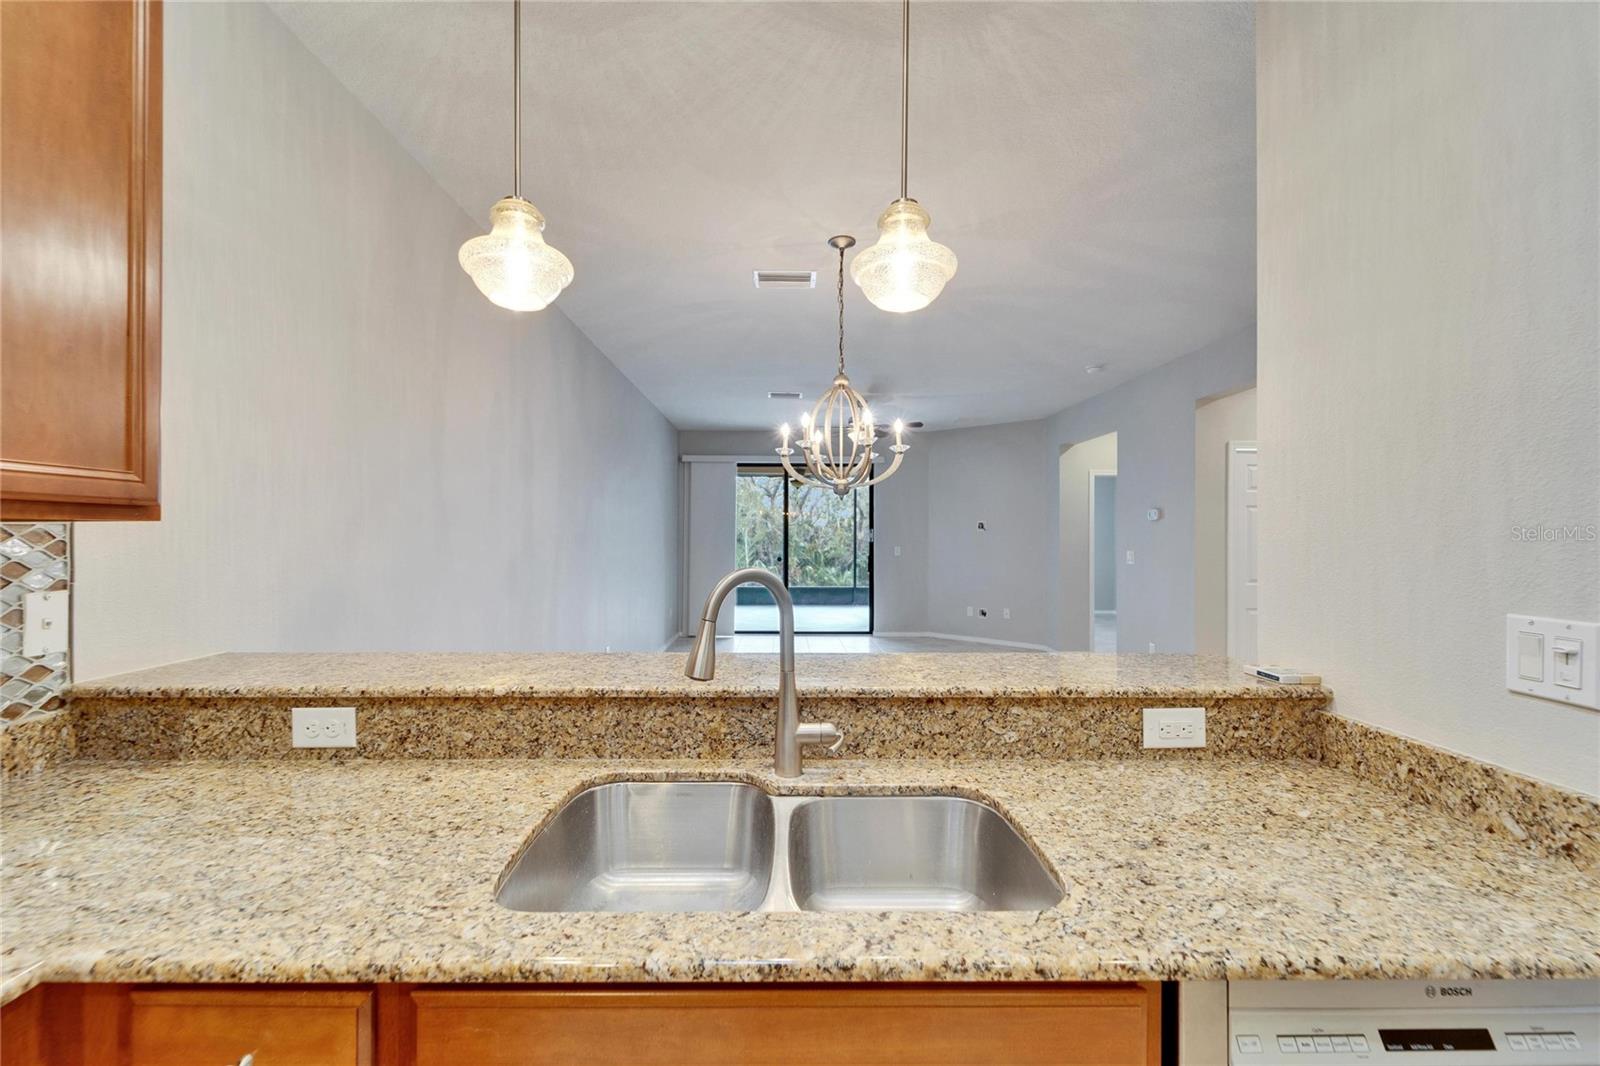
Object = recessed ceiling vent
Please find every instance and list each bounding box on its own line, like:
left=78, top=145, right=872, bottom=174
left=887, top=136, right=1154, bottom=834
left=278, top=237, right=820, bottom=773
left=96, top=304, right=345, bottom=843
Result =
left=753, top=270, right=816, bottom=290
left=768, top=391, right=803, bottom=400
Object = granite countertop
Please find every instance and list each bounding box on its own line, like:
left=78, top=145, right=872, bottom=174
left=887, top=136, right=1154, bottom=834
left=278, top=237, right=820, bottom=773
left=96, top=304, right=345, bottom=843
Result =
left=69, top=651, right=1328, bottom=700
left=3, top=756, right=1595, bottom=1006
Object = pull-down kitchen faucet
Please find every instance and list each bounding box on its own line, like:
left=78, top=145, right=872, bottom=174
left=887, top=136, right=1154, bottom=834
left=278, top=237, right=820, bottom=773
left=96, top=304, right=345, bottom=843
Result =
left=685, top=568, right=842, bottom=777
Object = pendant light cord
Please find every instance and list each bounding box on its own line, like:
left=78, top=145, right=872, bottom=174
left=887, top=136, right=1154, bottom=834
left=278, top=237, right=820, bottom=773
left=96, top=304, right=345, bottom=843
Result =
left=899, top=0, right=910, bottom=201
left=513, top=0, right=522, bottom=199
left=836, top=243, right=847, bottom=375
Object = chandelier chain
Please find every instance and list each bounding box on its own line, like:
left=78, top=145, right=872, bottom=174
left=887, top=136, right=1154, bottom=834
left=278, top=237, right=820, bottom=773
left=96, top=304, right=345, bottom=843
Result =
left=836, top=244, right=846, bottom=375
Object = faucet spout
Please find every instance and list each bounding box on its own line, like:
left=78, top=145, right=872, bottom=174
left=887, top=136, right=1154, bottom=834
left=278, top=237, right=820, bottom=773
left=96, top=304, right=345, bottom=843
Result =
left=684, top=567, right=841, bottom=777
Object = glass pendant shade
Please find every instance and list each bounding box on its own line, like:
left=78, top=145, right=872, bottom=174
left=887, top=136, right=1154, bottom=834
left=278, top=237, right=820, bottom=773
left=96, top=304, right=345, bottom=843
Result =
left=850, top=198, right=957, bottom=314
left=458, top=196, right=574, bottom=312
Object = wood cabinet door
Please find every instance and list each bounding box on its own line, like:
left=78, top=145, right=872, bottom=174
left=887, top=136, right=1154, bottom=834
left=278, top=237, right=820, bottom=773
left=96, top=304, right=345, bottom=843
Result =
left=128, top=989, right=373, bottom=1066
left=409, top=984, right=1163, bottom=1066
left=0, top=0, right=161, bottom=521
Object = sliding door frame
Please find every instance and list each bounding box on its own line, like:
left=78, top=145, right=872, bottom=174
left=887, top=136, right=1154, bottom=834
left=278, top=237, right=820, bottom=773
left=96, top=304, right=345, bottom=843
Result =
left=735, top=463, right=874, bottom=635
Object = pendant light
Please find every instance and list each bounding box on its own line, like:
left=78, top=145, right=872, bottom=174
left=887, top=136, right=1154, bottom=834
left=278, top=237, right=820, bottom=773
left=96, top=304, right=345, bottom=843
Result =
left=850, top=0, right=957, bottom=314
left=778, top=236, right=911, bottom=495
left=458, top=0, right=573, bottom=312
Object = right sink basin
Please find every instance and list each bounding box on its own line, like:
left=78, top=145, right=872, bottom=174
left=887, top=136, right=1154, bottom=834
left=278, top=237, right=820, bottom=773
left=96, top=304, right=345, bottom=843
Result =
left=786, top=794, right=1064, bottom=912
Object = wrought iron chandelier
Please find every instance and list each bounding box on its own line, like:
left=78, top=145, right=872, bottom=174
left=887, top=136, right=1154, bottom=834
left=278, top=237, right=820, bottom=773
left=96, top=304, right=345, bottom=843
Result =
left=777, top=236, right=910, bottom=495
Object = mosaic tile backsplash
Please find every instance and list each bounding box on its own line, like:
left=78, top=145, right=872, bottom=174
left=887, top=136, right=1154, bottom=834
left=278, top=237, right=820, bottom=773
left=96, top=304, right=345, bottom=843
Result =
left=0, top=523, right=70, bottom=724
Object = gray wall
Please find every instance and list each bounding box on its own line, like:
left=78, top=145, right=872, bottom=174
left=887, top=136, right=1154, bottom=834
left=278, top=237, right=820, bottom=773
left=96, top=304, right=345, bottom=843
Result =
left=1045, top=329, right=1257, bottom=652
left=923, top=420, right=1055, bottom=646
left=1092, top=475, right=1117, bottom=613
left=1193, top=387, right=1256, bottom=655
left=73, top=2, right=680, bottom=678
left=1258, top=2, right=1599, bottom=794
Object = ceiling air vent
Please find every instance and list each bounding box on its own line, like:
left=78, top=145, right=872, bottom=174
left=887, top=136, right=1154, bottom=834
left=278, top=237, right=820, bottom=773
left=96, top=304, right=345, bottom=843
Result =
left=753, top=270, right=816, bottom=290
left=768, top=391, right=803, bottom=400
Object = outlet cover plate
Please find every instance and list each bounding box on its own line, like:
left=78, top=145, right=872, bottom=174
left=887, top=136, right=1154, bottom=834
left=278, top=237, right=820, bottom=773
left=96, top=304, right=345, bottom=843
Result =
left=22, top=590, right=68, bottom=657
left=292, top=706, right=356, bottom=748
left=1143, top=707, right=1206, bottom=749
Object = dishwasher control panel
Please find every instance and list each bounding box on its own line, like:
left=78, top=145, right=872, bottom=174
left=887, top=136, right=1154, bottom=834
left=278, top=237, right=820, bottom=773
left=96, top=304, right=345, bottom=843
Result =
left=1229, top=980, right=1600, bottom=1064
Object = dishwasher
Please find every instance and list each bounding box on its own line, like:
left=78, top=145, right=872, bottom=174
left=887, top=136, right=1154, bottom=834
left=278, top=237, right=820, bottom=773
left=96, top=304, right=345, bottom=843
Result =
left=1218, top=979, right=1600, bottom=1064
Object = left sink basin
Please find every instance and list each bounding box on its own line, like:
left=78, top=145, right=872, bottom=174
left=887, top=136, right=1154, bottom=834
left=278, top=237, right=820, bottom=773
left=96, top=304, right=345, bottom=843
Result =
left=495, top=781, right=775, bottom=912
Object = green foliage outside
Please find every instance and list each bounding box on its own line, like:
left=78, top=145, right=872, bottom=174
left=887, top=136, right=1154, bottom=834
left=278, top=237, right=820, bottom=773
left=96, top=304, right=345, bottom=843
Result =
left=735, top=473, right=870, bottom=589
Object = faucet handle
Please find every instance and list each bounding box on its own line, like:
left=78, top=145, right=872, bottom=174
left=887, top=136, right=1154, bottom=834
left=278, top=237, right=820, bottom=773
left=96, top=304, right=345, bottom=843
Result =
left=796, top=722, right=844, bottom=754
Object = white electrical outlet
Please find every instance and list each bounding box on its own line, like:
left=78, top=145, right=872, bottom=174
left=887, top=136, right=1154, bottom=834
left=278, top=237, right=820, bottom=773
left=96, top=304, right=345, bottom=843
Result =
left=1143, top=707, right=1205, bottom=748
left=966, top=606, right=974, bottom=617
left=1125, top=550, right=1135, bottom=565
left=292, top=707, right=356, bottom=748
left=1002, top=608, right=1011, bottom=620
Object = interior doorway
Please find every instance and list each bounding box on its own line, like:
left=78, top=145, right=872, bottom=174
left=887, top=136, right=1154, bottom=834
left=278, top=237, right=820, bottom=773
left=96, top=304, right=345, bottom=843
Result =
left=1089, top=471, right=1118, bottom=652
left=1058, top=431, right=1118, bottom=651
left=733, top=465, right=872, bottom=634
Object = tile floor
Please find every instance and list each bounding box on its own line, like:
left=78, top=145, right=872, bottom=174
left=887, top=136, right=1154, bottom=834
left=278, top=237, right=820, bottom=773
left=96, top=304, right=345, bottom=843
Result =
left=733, top=603, right=870, bottom=634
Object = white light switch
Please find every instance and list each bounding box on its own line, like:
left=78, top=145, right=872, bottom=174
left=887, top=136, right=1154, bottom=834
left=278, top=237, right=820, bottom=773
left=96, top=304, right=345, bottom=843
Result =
left=1517, top=632, right=1545, bottom=681
left=22, top=590, right=68, bottom=657
left=1507, top=615, right=1599, bottom=711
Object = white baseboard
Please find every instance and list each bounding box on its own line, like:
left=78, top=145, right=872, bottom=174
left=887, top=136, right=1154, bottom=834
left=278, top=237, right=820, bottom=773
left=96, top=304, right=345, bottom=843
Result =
left=875, top=630, right=1057, bottom=652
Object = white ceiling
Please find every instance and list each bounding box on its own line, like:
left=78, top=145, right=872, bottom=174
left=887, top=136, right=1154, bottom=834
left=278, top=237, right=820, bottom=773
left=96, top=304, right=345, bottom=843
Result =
left=270, top=1, right=1256, bottom=431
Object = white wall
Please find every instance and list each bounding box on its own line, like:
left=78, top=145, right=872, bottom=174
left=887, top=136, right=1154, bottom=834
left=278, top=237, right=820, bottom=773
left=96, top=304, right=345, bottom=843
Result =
left=1058, top=433, right=1118, bottom=651
left=72, top=2, right=679, bottom=678
left=923, top=420, right=1055, bottom=646
left=1045, top=330, right=1258, bottom=652
left=1194, top=387, right=1256, bottom=656
left=1258, top=2, right=1600, bottom=795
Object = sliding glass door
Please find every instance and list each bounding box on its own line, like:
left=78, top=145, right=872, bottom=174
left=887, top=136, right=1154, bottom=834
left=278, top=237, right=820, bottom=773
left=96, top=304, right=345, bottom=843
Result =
left=734, top=465, right=871, bottom=633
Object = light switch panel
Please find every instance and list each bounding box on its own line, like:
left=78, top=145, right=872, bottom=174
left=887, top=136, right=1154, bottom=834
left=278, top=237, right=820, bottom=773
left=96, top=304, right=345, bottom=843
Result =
left=1506, top=615, right=1599, bottom=711
left=22, top=590, right=68, bottom=657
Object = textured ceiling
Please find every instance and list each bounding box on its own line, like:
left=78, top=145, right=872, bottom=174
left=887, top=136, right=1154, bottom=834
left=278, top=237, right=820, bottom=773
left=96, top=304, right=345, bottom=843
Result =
left=270, top=1, right=1256, bottom=430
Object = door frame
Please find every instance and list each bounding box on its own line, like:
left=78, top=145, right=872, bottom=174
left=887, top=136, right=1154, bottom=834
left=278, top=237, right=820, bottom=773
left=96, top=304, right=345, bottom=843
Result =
left=1226, top=441, right=1259, bottom=662
left=734, top=464, right=874, bottom=635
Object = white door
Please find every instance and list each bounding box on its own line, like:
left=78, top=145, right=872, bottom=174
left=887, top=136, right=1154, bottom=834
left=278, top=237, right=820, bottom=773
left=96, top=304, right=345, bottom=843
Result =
left=1227, top=442, right=1259, bottom=663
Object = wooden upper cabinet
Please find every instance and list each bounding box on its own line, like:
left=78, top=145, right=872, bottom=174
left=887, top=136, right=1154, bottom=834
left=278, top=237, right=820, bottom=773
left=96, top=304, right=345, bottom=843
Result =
left=1, top=0, right=161, bottom=521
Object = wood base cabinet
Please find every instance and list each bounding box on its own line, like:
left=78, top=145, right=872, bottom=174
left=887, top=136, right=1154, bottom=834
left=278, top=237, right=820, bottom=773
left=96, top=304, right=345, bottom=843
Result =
left=1, top=982, right=1163, bottom=1066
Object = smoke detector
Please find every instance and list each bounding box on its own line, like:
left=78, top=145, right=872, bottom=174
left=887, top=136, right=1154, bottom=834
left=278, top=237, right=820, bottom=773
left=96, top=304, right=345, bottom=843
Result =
left=753, top=270, right=817, bottom=290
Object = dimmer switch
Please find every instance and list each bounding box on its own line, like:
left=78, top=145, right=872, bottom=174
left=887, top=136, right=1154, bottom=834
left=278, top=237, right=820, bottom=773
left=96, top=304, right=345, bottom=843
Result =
left=1553, top=637, right=1582, bottom=689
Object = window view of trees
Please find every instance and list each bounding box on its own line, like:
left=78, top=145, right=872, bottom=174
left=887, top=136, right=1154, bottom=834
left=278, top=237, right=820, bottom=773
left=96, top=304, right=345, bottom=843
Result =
left=735, top=472, right=870, bottom=590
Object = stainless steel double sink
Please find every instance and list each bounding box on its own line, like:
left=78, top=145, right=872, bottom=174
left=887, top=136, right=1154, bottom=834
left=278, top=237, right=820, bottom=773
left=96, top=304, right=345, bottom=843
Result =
left=495, top=781, right=1063, bottom=913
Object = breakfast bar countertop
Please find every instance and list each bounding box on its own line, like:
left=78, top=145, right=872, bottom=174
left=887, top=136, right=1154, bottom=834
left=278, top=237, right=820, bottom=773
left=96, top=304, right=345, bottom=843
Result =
left=3, top=755, right=1595, bottom=1007
left=67, top=651, right=1329, bottom=701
